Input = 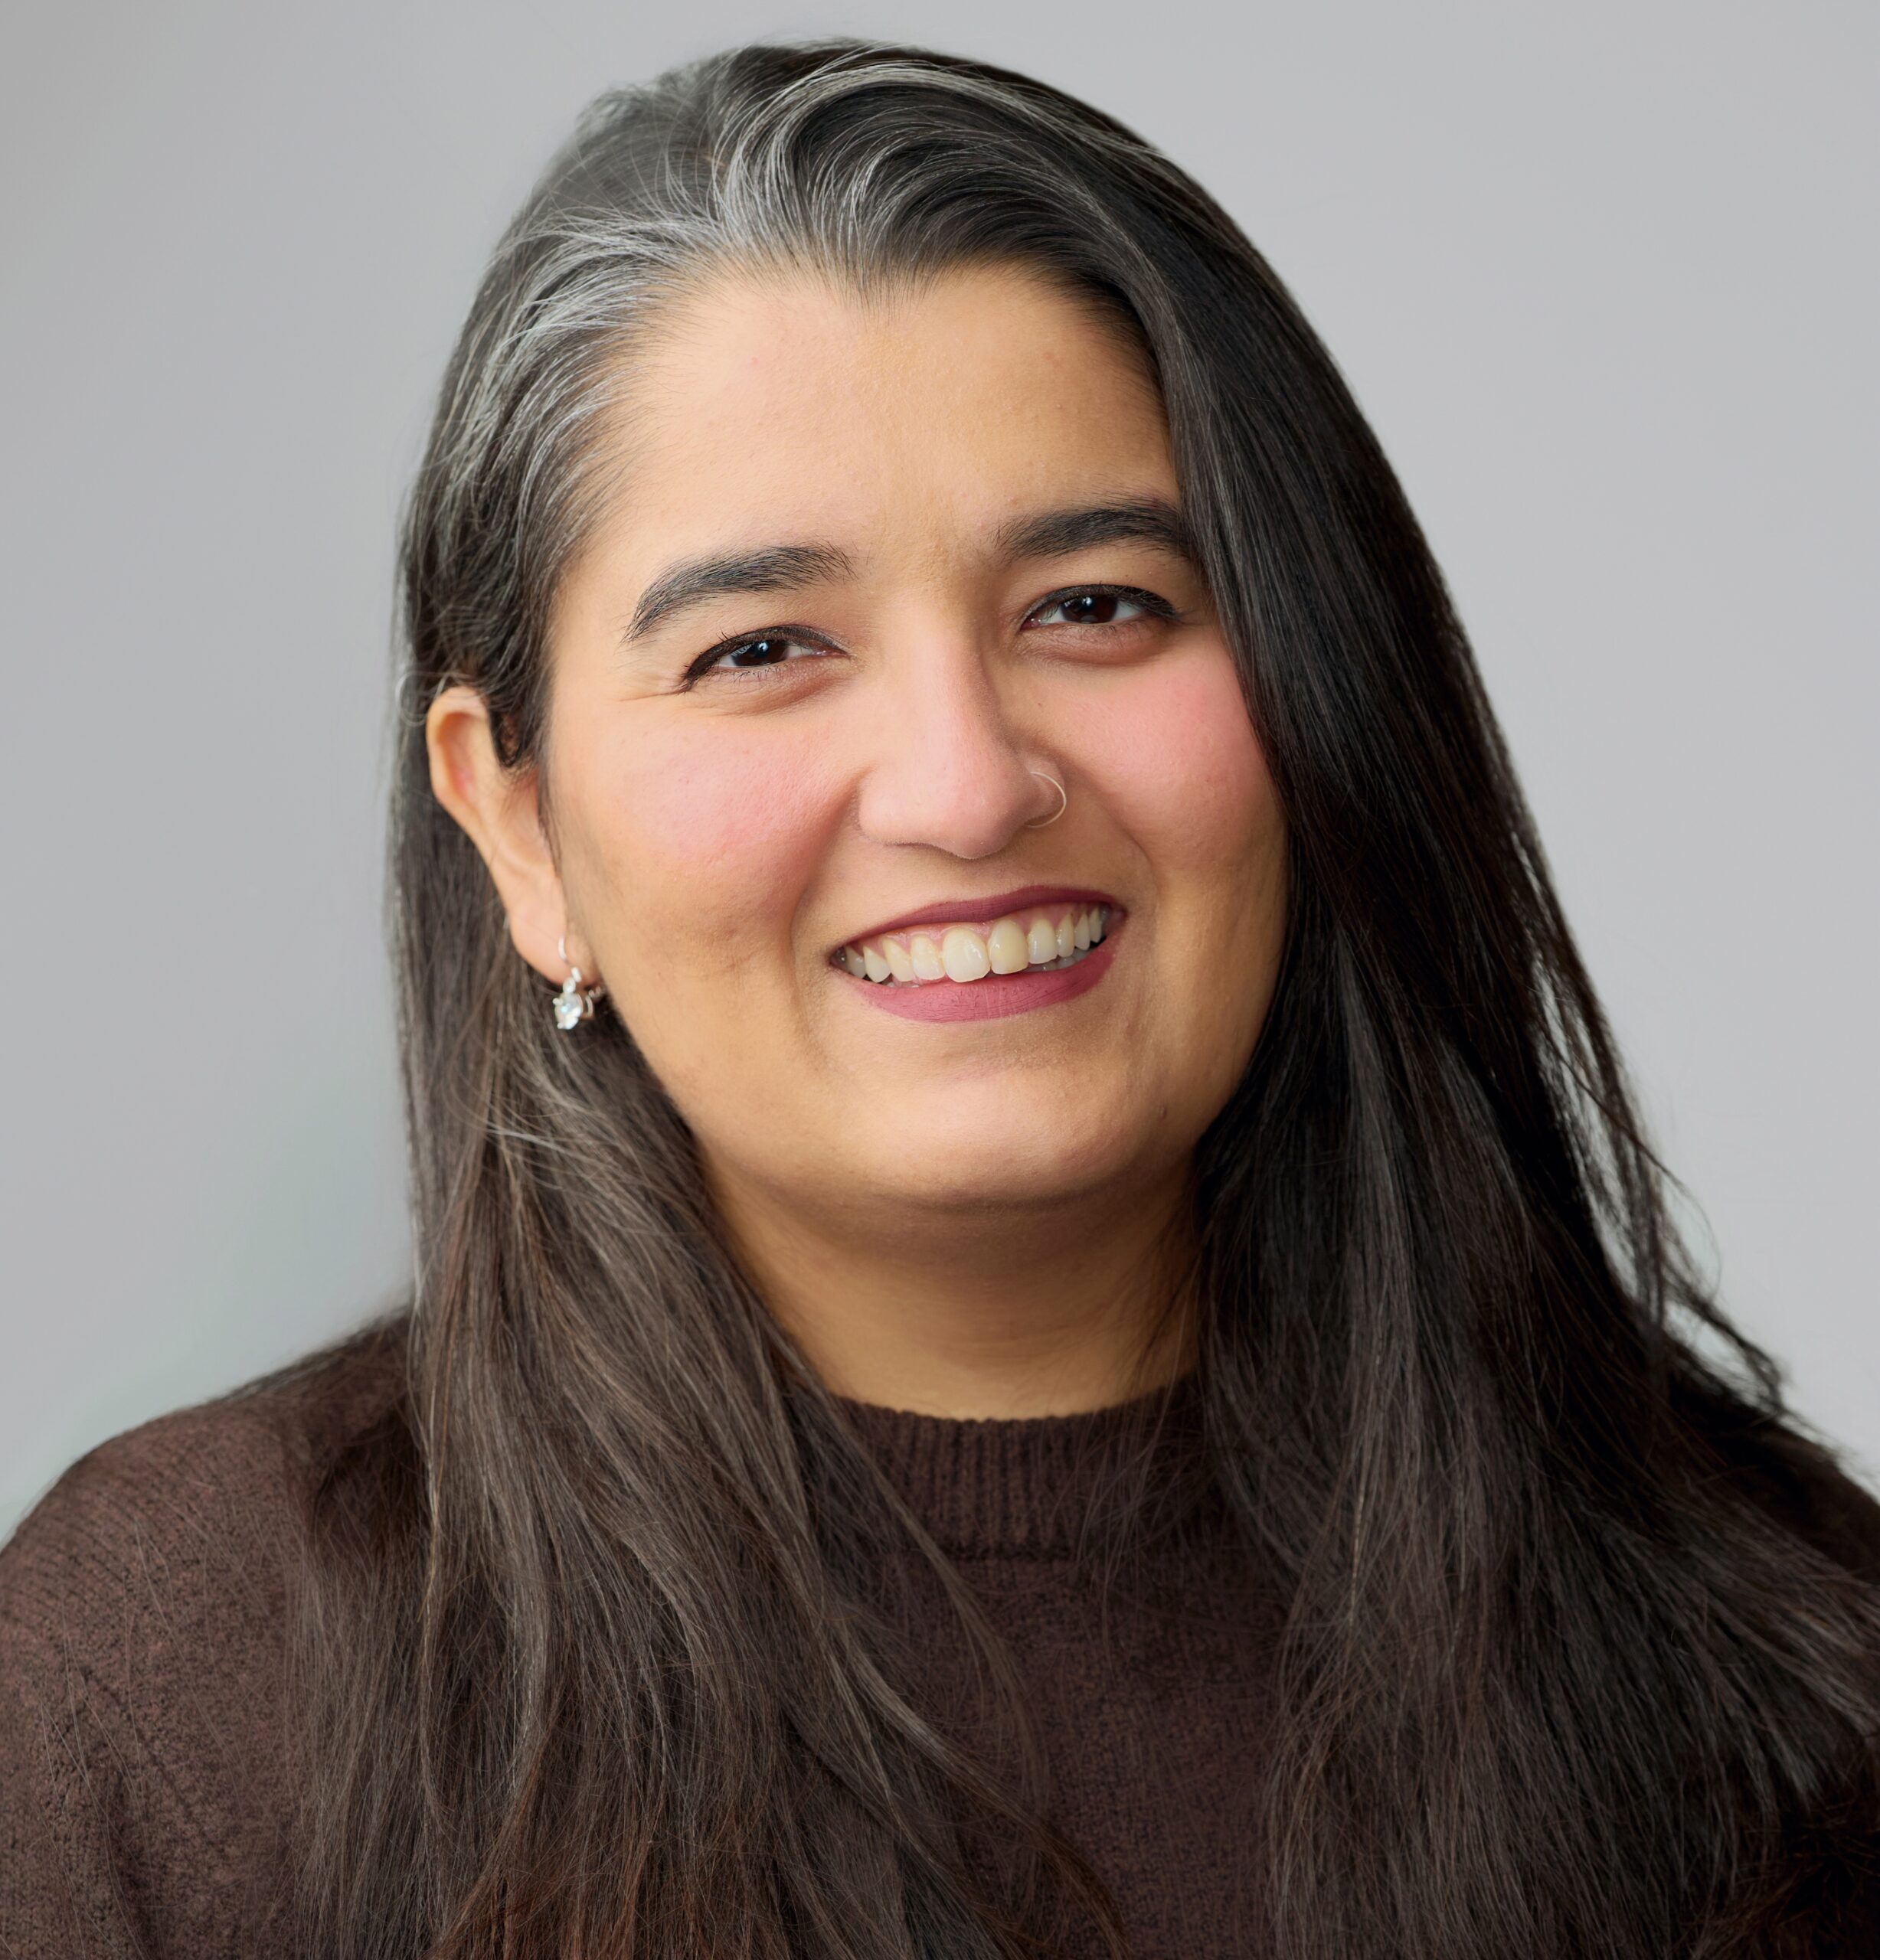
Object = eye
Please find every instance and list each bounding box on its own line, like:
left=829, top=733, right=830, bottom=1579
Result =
left=682, top=632, right=835, bottom=688
left=1023, top=586, right=1173, bottom=630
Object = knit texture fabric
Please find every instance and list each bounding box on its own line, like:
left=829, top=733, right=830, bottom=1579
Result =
left=0, top=1344, right=1276, bottom=1958
left=5, top=1341, right=1878, bottom=1957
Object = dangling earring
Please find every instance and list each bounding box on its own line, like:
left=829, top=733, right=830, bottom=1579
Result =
left=553, top=934, right=607, bottom=1031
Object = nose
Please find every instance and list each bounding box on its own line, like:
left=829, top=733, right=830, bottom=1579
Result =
left=850, top=629, right=1061, bottom=858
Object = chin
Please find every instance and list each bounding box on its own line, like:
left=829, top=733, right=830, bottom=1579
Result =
left=882, top=1122, right=1146, bottom=1212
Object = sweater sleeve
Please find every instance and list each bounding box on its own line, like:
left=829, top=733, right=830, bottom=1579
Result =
left=0, top=1404, right=303, bottom=1959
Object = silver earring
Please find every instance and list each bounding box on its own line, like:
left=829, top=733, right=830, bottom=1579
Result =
left=554, top=934, right=606, bottom=1031
left=1023, top=770, right=1068, bottom=828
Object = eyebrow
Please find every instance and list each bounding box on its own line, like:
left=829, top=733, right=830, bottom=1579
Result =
left=619, top=495, right=1198, bottom=648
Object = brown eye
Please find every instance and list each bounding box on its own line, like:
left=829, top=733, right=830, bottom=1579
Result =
left=683, top=632, right=837, bottom=688
left=1074, top=594, right=1120, bottom=623
left=724, top=637, right=792, bottom=669
left=1026, top=587, right=1163, bottom=629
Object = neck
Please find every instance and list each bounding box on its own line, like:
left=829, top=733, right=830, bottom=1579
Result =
left=705, top=1154, right=1201, bottom=1419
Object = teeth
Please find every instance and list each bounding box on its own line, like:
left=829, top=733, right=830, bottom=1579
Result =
left=940, top=927, right=991, bottom=982
left=986, top=920, right=1031, bottom=975
left=835, top=903, right=1112, bottom=987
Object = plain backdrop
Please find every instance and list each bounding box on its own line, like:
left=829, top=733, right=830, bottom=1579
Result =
left=2, top=0, right=1874, bottom=1537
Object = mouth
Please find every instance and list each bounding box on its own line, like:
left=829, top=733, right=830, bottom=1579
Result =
left=829, top=893, right=1120, bottom=988
left=832, top=906, right=1123, bottom=1024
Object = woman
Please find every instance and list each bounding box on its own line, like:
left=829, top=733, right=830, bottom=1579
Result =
left=3, top=38, right=1877, bottom=1960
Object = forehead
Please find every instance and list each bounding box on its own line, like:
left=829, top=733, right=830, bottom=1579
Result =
left=604, top=263, right=1175, bottom=568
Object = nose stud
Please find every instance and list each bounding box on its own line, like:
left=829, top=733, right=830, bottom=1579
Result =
left=1024, top=770, right=1068, bottom=828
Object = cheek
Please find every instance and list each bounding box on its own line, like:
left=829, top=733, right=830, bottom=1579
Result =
left=1090, top=650, right=1288, bottom=1102
left=1086, top=649, right=1281, bottom=880
left=561, top=717, right=835, bottom=962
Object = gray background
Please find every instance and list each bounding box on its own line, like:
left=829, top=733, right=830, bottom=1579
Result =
left=3, top=0, right=1873, bottom=1537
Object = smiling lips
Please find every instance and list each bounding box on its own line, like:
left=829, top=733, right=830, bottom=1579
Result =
left=834, top=901, right=1113, bottom=987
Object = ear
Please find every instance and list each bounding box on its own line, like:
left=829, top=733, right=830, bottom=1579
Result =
left=424, top=684, right=581, bottom=988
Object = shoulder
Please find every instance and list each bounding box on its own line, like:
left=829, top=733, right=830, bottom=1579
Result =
left=2, top=1318, right=410, bottom=1655
left=0, top=1319, right=409, bottom=1958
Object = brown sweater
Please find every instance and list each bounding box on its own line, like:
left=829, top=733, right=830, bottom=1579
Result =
left=3, top=1338, right=1878, bottom=1958
left=0, top=1341, right=1278, bottom=1958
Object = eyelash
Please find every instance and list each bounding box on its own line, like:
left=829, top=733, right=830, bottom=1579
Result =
left=679, top=583, right=1179, bottom=689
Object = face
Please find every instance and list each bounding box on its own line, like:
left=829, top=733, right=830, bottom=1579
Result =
left=431, top=263, right=1287, bottom=1238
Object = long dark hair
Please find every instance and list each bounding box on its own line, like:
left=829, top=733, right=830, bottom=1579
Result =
left=293, top=38, right=1880, bottom=1958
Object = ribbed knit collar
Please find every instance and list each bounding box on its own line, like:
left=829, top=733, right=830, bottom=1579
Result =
left=821, top=1367, right=1210, bottom=1559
